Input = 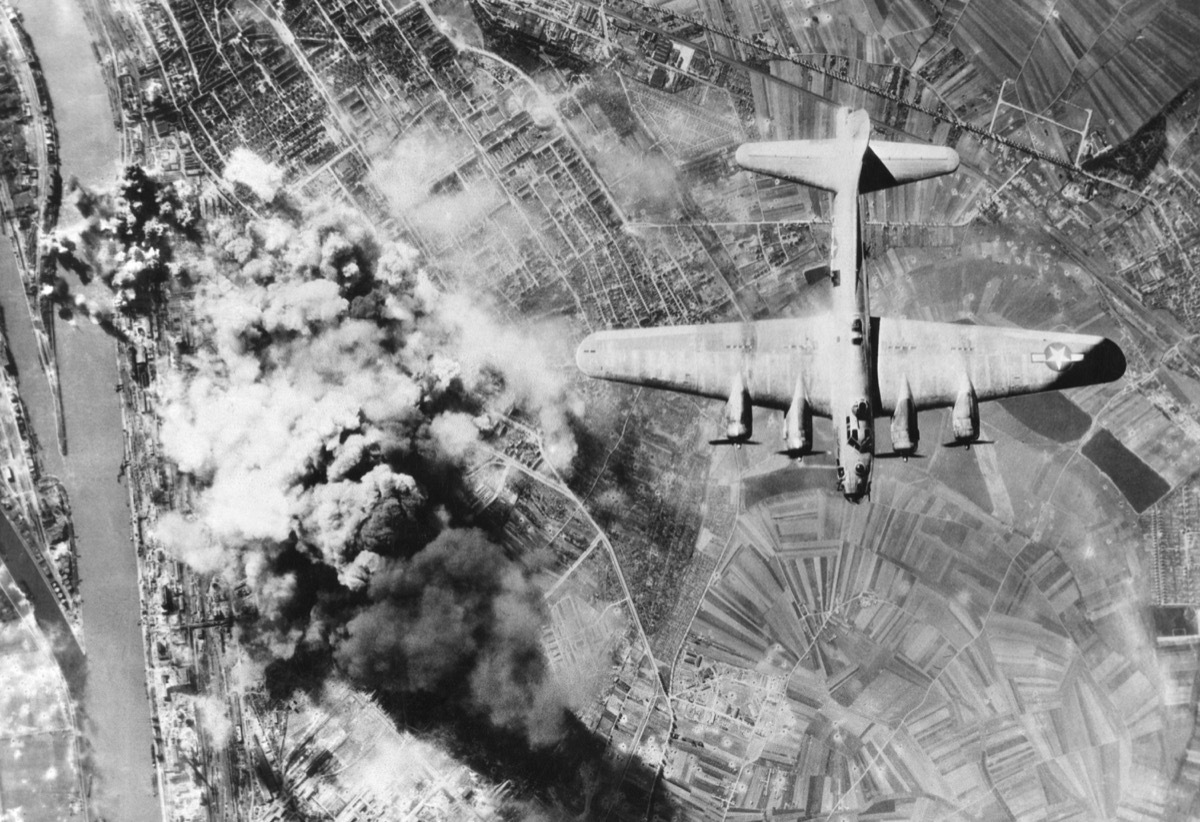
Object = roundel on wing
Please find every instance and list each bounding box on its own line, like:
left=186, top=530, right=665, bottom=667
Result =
left=1043, top=343, right=1074, bottom=372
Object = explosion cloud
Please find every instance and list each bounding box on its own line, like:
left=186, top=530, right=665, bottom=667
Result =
left=222, top=147, right=286, bottom=201
left=55, top=169, right=581, bottom=745
left=42, top=169, right=198, bottom=323
left=336, top=528, right=566, bottom=745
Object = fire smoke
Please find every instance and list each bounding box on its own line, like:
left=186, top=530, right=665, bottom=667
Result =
left=58, top=167, right=581, bottom=744
left=158, top=200, right=576, bottom=742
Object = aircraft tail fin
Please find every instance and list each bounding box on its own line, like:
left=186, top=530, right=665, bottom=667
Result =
left=735, top=108, right=959, bottom=194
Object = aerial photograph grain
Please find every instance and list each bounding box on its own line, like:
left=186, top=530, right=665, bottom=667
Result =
left=0, top=0, right=1197, bottom=820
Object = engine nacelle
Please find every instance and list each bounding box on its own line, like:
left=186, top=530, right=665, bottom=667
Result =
left=952, top=381, right=979, bottom=443
left=783, top=383, right=812, bottom=455
left=725, top=374, right=752, bottom=442
left=890, top=380, right=919, bottom=456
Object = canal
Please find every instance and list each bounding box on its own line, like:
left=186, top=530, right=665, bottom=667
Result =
left=7, top=1, right=160, bottom=820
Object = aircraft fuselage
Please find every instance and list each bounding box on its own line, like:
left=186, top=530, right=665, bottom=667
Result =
left=574, top=110, right=1129, bottom=505
left=829, top=188, right=873, bottom=501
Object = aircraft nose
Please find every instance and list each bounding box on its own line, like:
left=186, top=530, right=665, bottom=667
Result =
left=840, top=473, right=859, bottom=499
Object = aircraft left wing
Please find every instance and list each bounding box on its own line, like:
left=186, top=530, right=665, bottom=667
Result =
left=874, top=317, right=1126, bottom=412
left=576, top=318, right=832, bottom=415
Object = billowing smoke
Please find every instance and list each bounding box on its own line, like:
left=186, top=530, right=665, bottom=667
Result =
left=222, top=147, right=285, bottom=201
left=190, top=694, right=234, bottom=748
left=149, top=200, right=576, bottom=743
left=372, top=128, right=582, bottom=469
left=56, top=166, right=582, bottom=745
left=336, top=528, right=567, bottom=745
left=373, top=128, right=505, bottom=245
left=41, top=168, right=198, bottom=323
left=584, top=130, right=683, bottom=218
left=433, top=290, right=581, bottom=472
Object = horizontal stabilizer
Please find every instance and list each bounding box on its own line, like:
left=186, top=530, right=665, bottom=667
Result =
left=735, top=140, right=849, bottom=193
left=736, top=124, right=959, bottom=194
left=861, top=141, right=959, bottom=193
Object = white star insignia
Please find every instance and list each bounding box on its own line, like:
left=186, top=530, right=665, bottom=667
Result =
left=1046, top=344, right=1071, bottom=370
left=1032, top=343, right=1084, bottom=372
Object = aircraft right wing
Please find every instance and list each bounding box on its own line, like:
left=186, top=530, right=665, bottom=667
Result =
left=873, top=317, right=1126, bottom=413
left=576, top=317, right=832, bottom=415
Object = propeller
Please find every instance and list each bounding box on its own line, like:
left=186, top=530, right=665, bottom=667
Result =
left=708, top=438, right=761, bottom=447
left=874, top=451, right=925, bottom=461
left=774, top=449, right=827, bottom=459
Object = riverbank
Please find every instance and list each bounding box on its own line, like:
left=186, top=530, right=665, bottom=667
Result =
left=10, top=0, right=159, bottom=820
left=0, top=230, right=80, bottom=663
left=0, top=8, right=87, bottom=818
left=0, top=0, right=79, bottom=621
left=0, top=0, right=66, bottom=458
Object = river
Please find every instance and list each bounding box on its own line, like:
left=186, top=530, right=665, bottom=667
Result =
left=6, top=1, right=160, bottom=820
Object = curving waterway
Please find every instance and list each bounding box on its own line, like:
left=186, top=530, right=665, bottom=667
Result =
left=5, top=1, right=160, bottom=820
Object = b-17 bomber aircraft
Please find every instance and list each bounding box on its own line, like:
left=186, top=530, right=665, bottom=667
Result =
left=575, top=108, right=1126, bottom=502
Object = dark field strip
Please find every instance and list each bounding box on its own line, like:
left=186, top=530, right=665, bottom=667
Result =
left=1082, top=428, right=1170, bottom=513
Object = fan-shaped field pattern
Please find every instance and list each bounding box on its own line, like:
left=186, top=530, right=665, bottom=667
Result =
left=665, top=480, right=1161, bottom=818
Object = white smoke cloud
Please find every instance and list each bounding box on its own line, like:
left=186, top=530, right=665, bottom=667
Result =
left=434, top=291, right=580, bottom=472
left=191, top=694, right=234, bottom=748
left=367, top=120, right=582, bottom=473
left=23, top=163, right=588, bottom=759
left=339, top=723, right=450, bottom=797
left=227, top=652, right=266, bottom=695
left=300, top=465, right=416, bottom=568
left=583, top=130, right=682, bottom=217
left=152, top=512, right=226, bottom=576
left=372, top=128, right=507, bottom=246
left=430, top=411, right=481, bottom=460
left=222, top=147, right=286, bottom=201
left=338, top=550, right=384, bottom=592
left=142, top=198, right=579, bottom=743
left=373, top=128, right=467, bottom=209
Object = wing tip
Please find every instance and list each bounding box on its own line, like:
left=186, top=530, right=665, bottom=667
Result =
left=1062, top=336, right=1126, bottom=388
left=733, top=142, right=755, bottom=171
left=1092, top=337, right=1127, bottom=383
left=575, top=333, right=601, bottom=377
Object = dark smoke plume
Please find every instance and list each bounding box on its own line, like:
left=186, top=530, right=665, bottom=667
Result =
left=168, top=199, right=574, bottom=743
left=336, top=528, right=565, bottom=744
left=58, top=165, right=579, bottom=745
